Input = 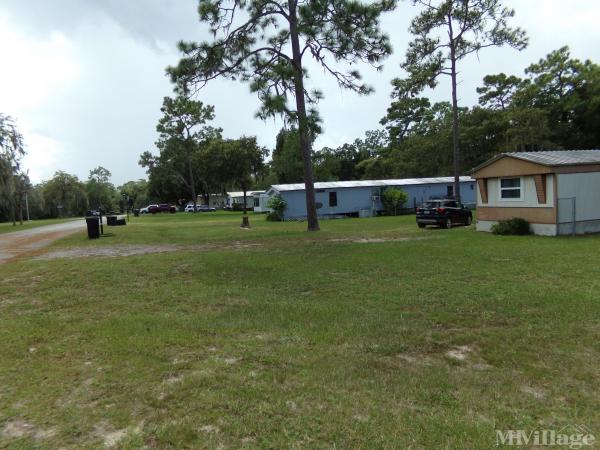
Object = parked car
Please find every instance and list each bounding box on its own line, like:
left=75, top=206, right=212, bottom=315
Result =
left=184, top=204, right=217, bottom=212
left=140, top=204, right=157, bottom=214
left=416, top=199, right=472, bottom=229
left=149, top=204, right=176, bottom=214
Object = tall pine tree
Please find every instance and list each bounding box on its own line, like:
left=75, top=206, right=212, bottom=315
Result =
left=167, top=0, right=395, bottom=231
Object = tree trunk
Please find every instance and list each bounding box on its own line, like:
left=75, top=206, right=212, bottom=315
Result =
left=187, top=143, right=198, bottom=212
left=449, top=43, right=461, bottom=203
left=17, top=194, right=23, bottom=225
left=243, top=188, right=248, bottom=215
left=288, top=0, right=320, bottom=232
left=241, top=188, right=250, bottom=228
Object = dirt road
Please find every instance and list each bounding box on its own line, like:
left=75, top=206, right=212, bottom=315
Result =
left=0, top=220, right=85, bottom=264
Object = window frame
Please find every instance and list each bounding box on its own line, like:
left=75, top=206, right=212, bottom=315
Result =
left=328, top=191, right=338, bottom=207
left=498, top=177, right=524, bottom=201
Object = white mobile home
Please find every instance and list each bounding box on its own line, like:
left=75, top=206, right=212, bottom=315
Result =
left=227, top=191, right=263, bottom=209
left=471, top=150, right=600, bottom=236
left=262, top=177, right=476, bottom=219
left=196, top=193, right=227, bottom=208
left=253, top=191, right=270, bottom=213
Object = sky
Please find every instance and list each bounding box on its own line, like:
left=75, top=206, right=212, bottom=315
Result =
left=1, top=0, right=600, bottom=186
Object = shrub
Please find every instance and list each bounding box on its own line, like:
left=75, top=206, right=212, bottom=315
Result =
left=381, top=187, right=408, bottom=216
left=266, top=195, right=286, bottom=221
left=491, top=217, right=531, bottom=235
left=266, top=211, right=281, bottom=221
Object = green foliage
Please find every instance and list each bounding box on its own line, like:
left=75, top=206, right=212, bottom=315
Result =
left=0, top=114, right=26, bottom=223
left=491, top=217, right=531, bottom=235
left=367, top=45, right=600, bottom=180
left=271, top=128, right=304, bottom=184
left=85, top=166, right=116, bottom=210
left=168, top=0, right=395, bottom=125
left=312, top=130, right=390, bottom=182
left=195, top=136, right=268, bottom=212
left=381, top=187, right=408, bottom=216
left=41, top=171, right=88, bottom=218
left=168, top=0, right=396, bottom=231
left=477, top=73, right=523, bottom=110
left=141, top=95, right=222, bottom=204
left=396, top=0, right=527, bottom=199
left=266, top=194, right=286, bottom=221
left=118, top=180, right=149, bottom=209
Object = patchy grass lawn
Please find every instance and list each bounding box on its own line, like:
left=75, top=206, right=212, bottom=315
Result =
left=1, top=212, right=599, bottom=448
left=0, top=218, right=78, bottom=235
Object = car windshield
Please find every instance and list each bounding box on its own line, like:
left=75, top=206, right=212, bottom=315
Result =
left=423, top=201, right=441, bottom=208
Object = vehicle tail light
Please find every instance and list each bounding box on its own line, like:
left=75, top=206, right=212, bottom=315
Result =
left=437, top=207, right=446, bottom=214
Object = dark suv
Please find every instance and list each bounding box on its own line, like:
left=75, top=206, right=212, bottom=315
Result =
left=416, top=199, right=472, bottom=229
left=149, top=204, right=176, bottom=214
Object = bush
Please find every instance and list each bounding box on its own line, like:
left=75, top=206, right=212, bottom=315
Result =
left=266, top=195, right=286, bottom=221
left=381, top=187, right=408, bottom=216
left=266, top=211, right=281, bottom=221
left=491, top=217, right=531, bottom=235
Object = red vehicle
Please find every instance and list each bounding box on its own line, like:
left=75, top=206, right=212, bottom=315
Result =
left=148, top=204, right=176, bottom=214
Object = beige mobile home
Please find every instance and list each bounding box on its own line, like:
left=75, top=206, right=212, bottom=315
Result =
left=471, top=150, right=600, bottom=236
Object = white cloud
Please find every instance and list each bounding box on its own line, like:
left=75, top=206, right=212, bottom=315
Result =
left=0, top=14, right=81, bottom=112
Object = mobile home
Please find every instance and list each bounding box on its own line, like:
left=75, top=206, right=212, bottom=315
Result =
left=263, top=177, right=476, bottom=220
left=471, top=150, right=600, bottom=236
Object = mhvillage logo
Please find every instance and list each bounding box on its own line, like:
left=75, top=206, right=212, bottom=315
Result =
left=496, top=425, right=595, bottom=448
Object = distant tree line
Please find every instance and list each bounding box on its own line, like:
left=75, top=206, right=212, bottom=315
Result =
left=142, top=45, right=600, bottom=203
left=255, top=46, right=600, bottom=186
left=139, top=94, right=268, bottom=212
left=1, top=135, right=151, bottom=223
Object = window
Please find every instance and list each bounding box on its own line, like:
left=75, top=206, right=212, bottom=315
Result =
left=254, top=197, right=259, bottom=207
left=500, top=177, right=522, bottom=200
left=445, top=201, right=458, bottom=208
left=447, top=185, right=454, bottom=197
left=329, top=191, right=338, bottom=207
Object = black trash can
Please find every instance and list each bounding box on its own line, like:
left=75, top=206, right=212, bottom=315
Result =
left=106, top=215, right=117, bottom=226
left=85, top=216, right=100, bottom=239
left=133, top=209, right=140, bottom=217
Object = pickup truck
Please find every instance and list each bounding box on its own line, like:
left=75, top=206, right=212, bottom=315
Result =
left=416, top=199, right=472, bottom=229
left=155, top=204, right=176, bottom=214
left=143, top=204, right=176, bottom=214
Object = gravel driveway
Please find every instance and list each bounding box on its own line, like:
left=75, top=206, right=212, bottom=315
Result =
left=0, top=220, right=85, bottom=264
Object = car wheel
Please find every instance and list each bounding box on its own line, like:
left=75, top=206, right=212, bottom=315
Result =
left=444, top=217, right=452, bottom=229
left=465, top=215, right=472, bottom=226
left=418, top=223, right=426, bottom=229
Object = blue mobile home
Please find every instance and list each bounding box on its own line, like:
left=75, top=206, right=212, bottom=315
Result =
left=261, top=177, right=476, bottom=220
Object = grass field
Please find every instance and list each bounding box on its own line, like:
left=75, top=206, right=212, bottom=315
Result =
left=1, top=212, right=599, bottom=448
left=0, top=218, right=78, bottom=235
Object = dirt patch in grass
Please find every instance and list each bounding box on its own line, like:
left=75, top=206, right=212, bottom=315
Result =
left=199, top=424, right=220, bottom=434
left=34, top=242, right=260, bottom=260
left=445, top=345, right=473, bottom=361
left=396, top=353, right=434, bottom=366
left=1, top=418, right=56, bottom=441
left=520, top=385, right=547, bottom=400
left=328, top=237, right=427, bottom=244
left=93, top=420, right=142, bottom=448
